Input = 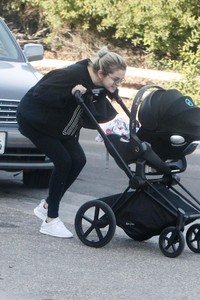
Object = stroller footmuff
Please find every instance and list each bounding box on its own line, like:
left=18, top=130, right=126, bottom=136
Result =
left=74, top=86, right=200, bottom=258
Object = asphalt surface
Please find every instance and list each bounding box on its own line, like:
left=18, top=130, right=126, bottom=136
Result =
left=1, top=129, right=200, bottom=300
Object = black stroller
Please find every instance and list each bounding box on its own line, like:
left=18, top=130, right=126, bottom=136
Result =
left=74, top=85, right=200, bottom=258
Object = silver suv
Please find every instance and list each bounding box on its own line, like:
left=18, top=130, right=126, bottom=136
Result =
left=0, top=17, right=53, bottom=188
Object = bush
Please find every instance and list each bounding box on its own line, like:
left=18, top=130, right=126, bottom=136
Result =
left=163, top=29, right=200, bottom=104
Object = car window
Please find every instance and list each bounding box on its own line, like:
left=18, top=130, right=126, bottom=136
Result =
left=0, top=21, right=23, bottom=62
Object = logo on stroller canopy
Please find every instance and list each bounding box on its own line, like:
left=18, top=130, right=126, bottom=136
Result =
left=185, top=98, right=194, bottom=107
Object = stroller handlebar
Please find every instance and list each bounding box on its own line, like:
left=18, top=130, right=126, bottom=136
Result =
left=74, top=90, right=83, bottom=104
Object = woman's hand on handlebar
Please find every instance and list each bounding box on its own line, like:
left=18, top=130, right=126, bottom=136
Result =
left=71, top=84, right=87, bottom=96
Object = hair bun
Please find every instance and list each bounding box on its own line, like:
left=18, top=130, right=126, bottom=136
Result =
left=97, top=46, right=109, bottom=58
left=90, top=45, right=126, bottom=74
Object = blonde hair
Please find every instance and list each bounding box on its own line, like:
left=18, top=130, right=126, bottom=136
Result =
left=90, top=46, right=127, bottom=74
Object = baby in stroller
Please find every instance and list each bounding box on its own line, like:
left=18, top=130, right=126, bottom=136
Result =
left=74, top=85, right=200, bottom=258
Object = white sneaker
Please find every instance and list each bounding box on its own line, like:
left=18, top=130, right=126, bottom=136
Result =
left=40, top=217, right=73, bottom=238
left=34, top=199, right=47, bottom=221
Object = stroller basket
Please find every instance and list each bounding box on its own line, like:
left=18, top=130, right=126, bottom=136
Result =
left=102, top=181, right=200, bottom=241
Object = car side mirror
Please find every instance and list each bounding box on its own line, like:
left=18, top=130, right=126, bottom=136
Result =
left=23, top=43, right=44, bottom=61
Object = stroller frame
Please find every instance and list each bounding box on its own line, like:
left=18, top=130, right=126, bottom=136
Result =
left=74, top=85, right=200, bottom=258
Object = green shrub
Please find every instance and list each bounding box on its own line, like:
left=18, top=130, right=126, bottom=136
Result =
left=163, top=28, right=200, bottom=105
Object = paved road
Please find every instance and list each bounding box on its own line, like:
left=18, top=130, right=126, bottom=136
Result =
left=0, top=129, right=200, bottom=300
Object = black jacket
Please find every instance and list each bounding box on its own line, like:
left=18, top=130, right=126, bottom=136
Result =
left=17, top=59, right=117, bottom=139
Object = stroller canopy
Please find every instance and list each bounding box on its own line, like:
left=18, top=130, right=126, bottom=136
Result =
left=137, top=89, right=200, bottom=160
left=138, top=89, right=200, bottom=139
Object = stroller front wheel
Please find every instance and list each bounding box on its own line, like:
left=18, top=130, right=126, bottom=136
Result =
left=186, top=223, right=200, bottom=253
left=75, top=200, right=116, bottom=248
left=159, top=226, right=185, bottom=258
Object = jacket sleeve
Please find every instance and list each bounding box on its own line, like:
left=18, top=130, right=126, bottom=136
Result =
left=32, top=68, right=76, bottom=108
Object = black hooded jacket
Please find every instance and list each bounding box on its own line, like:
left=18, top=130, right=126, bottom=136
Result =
left=17, top=59, right=117, bottom=139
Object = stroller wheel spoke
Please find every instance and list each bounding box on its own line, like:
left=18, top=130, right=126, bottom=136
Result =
left=171, top=243, right=177, bottom=252
left=189, top=237, right=196, bottom=243
left=82, top=215, right=93, bottom=224
left=95, top=227, right=104, bottom=241
left=83, top=224, right=95, bottom=238
left=94, top=206, right=100, bottom=221
left=162, top=237, right=170, bottom=250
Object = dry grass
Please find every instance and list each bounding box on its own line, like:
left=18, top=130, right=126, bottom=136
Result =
left=41, top=30, right=155, bottom=89
left=44, top=30, right=146, bottom=67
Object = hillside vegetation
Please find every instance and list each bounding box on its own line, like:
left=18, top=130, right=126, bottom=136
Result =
left=1, top=0, right=200, bottom=103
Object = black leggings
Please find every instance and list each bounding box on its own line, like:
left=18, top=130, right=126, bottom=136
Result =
left=30, top=135, right=86, bottom=218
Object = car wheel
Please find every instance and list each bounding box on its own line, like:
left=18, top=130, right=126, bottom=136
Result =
left=23, top=170, right=52, bottom=188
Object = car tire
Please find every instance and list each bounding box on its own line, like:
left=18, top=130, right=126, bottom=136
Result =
left=23, top=170, right=52, bottom=188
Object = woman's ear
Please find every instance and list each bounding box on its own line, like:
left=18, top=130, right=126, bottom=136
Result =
left=97, top=70, right=105, bottom=80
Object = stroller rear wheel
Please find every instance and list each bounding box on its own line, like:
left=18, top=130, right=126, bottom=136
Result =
left=159, top=226, right=185, bottom=258
left=186, top=224, right=200, bottom=253
left=75, top=200, right=116, bottom=248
